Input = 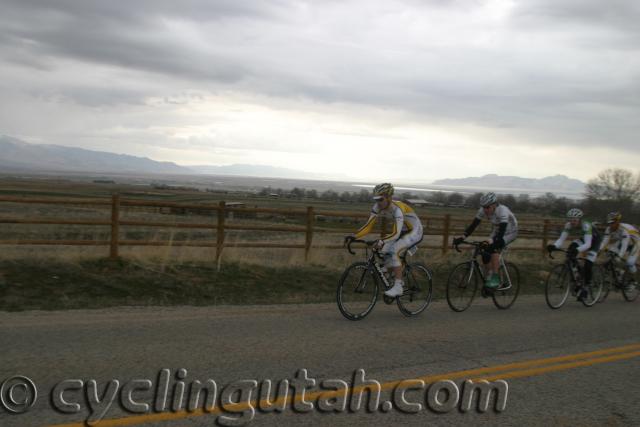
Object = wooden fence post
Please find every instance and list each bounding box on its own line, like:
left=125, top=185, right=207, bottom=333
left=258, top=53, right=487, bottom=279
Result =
left=542, top=219, right=550, bottom=255
left=110, top=193, right=120, bottom=259
left=305, top=206, right=314, bottom=261
left=216, top=201, right=226, bottom=265
left=442, top=214, right=451, bottom=254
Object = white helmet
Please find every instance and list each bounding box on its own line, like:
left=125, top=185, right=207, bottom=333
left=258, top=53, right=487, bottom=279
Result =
left=566, top=208, right=583, bottom=219
left=479, top=192, right=497, bottom=207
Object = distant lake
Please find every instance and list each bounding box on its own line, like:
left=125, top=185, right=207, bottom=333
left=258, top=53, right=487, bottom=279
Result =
left=351, top=183, right=583, bottom=199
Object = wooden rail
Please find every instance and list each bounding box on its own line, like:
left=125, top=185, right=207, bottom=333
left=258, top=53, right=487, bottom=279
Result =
left=0, top=194, right=564, bottom=260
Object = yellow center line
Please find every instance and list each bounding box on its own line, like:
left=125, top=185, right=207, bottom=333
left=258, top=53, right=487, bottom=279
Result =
left=47, top=342, right=640, bottom=427
left=471, top=350, right=640, bottom=382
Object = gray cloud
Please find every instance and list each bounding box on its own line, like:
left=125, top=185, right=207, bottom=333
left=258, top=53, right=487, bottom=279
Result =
left=0, top=4, right=251, bottom=83
left=0, top=0, right=639, bottom=158
left=33, top=85, right=150, bottom=107
left=512, top=0, right=640, bottom=33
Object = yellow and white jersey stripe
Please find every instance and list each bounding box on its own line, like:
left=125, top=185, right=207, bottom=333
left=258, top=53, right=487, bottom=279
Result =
left=354, top=200, right=423, bottom=242
left=601, top=223, right=640, bottom=256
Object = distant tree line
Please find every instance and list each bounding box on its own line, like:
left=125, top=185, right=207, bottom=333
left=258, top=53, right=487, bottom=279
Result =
left=258, top=186, right=574, bottom=214
left=257, top=168, right=640, bottom=223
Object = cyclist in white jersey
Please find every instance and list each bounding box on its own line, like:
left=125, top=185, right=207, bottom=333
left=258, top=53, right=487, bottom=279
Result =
left=453, top=192, right=518, bottom=289
left=346, top=183, right=424, bottom=298
left=600, top=211, right=639, bottom=290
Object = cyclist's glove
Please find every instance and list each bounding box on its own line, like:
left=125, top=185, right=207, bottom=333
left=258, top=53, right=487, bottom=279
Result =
left=452, top=236, right=465, bottom=246
left=546, top=244, right=557, bottom=253
left=344, top=235, right=355, bottom=246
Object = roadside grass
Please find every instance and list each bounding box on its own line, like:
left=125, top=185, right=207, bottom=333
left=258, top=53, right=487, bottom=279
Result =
left=0, top=257, right=551, bottom=311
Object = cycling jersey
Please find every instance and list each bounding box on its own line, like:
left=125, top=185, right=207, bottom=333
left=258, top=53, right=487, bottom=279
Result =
left=354, top=200, right=424, bottom=268
left=474, top=204, right=518, bottom=239
left=354, top=200, right=423, bottom=243
left=554, top=220, right=602, bottom=254
left=600, top=223, right=640, bottom=258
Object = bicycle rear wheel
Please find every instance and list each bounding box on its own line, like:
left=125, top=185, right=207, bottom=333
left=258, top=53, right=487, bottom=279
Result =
left=492, top=262, right=520, bottom=309
left=337, top=262, right=379, bottom=320
left=545, top=264, right=571, bottom=309
left=580, top=265, right=604, bottom=307
left=397, top=263, right=433, bottom=317
left=622, top=271, right=639, bottom=302
left=446, top=262, right=478, bottom=312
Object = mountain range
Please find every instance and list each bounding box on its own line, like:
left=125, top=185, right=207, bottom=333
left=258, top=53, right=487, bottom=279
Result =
left=432, top=174, right=585, bottom=193
left=0, top=136, right=190, bottom=175
left=0, top=136, right=586, bottom=192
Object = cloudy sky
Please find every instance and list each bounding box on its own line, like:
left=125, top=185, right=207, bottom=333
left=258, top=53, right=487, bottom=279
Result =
left=1, top=0, right=639, bottom=182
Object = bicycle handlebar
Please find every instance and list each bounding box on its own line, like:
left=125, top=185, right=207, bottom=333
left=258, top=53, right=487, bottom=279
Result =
left=452, top=240, right=489, bottom=253
left=547, top=247, right=565, bottom=260
left=344, top=237, right=377, bottom=255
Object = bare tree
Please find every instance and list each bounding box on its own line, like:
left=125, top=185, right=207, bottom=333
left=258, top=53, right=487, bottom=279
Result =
left=585, top=168, right=640, bottom=202
left=585, top=168, right=640, bottom=219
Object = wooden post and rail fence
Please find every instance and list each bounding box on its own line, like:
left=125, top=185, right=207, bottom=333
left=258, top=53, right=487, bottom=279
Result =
left=0, top=194, right=561, bottom=262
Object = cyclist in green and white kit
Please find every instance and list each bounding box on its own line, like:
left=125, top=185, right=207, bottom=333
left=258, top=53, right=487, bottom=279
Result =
left=547, top=208, right=602, bottom=301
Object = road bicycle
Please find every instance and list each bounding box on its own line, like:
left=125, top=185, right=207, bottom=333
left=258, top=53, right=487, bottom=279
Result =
left=337, top=238, right=433, bottom=320
left=446, top=240, right=520, bottom=312
left=597, top=251, right=639, bottom=303
left=544, top=248, right=604, bottom=309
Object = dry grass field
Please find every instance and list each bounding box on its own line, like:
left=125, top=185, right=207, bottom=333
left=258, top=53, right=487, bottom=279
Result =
left=0, top=175, right=563, bottom=310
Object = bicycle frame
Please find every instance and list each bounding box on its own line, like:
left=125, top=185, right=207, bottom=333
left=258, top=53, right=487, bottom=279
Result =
left=338, top=238, right=433, bottom=320
left=555, top=252, right=582, bottom=288
left=457, top=242, right=514, bottom=291
left=348, top=239, right=421, bottom=291
left=601, top=252, right=627, bottom=290
left=548, top=249, right=591, bottom=299
left=347, top=240, right=393, bottom=292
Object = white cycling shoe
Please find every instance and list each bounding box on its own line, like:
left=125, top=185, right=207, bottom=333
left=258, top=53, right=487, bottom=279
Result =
left=384, top=282, right=404, bottom=297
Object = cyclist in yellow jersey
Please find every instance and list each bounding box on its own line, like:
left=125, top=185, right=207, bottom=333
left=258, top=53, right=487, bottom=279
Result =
left=346, top=183, right=424, bottom=297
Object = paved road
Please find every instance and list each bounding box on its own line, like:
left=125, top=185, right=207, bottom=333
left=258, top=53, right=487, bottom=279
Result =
left=1, top=295, right=639, bottom=426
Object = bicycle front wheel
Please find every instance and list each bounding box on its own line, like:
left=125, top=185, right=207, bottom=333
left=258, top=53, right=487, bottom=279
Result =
left=337, top=262, right=379, bottom=320
left=598, top=266, right=611, bottom=303
left=397, top=263, right=433, bottom=317
left=492, top=262, right=520, bottom=309
left=622, top=271, right=639, bottom=302
left=581, top=265, right=604, bottom=307
left=446, top=262, right=478, bottom=312
left=545, top=264, right=571, bottom=309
